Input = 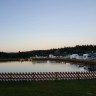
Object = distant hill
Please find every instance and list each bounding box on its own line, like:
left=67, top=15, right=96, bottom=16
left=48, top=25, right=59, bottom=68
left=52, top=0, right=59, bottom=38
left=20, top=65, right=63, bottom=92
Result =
left=0, top=45, right=96, bottom=58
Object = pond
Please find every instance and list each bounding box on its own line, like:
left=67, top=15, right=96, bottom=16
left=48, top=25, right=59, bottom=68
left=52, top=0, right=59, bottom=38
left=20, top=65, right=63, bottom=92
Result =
left=0, top=60, right=91, bottom=72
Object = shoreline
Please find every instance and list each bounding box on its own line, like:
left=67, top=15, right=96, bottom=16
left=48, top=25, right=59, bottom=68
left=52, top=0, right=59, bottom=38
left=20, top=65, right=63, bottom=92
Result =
left=0, top=58, right=96, bottom=64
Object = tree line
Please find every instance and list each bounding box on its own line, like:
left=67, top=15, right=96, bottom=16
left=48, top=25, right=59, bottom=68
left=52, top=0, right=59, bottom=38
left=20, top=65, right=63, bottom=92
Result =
left=0, top=45, right=96, bottom=58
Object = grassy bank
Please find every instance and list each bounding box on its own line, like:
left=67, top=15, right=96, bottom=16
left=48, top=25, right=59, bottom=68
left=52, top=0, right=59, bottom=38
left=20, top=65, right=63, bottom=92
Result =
left=0, top=79, right=96, bottom=96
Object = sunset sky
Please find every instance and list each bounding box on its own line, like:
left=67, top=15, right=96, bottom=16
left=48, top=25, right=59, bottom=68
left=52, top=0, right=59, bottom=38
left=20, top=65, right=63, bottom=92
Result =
left=0, top=0, right=96, bottom=52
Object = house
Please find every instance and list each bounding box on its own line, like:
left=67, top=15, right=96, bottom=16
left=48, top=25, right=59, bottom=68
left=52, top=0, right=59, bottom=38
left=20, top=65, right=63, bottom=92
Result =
left=70, top=54, right=79, bottom=59
left=64, top=55, right=71, bottom=58
left=49, top=54, right=56, bottom=58
left=92, top=53, right=96, bottom=60
left=68, top=53, right=96, bottom=60
left=78, top=54, right=83, bottom=59
left=70, top=54, right=83, bottom=59
left=83, top=53, right=96, bottom=60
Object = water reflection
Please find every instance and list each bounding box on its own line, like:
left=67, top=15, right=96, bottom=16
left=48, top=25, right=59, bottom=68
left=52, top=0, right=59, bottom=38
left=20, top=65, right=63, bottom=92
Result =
left=0, top=60, right=95, bottom=72
left=48, top=60, right=66, bottom=64
left=32, top=60, right=47, bottom=64
left=75, top=63, right=96, bottom=71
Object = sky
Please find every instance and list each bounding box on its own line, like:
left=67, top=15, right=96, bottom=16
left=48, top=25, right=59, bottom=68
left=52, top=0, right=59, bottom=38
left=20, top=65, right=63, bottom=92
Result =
left=0, top=0, right=96, bottom=52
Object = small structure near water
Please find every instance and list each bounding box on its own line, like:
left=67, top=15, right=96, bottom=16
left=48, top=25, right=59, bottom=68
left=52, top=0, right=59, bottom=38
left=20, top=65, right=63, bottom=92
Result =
left=83, top=53, right=96, bottom=60
left=69, top=53, right=96, bottom=60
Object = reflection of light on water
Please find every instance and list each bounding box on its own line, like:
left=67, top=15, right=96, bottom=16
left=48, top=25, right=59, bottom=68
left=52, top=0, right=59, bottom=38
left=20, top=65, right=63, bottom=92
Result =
left=0, top=61, right=87, bottom=72
left=47, top=60, right=50, bottom=64
left=32, top=60, right=47, bottom=64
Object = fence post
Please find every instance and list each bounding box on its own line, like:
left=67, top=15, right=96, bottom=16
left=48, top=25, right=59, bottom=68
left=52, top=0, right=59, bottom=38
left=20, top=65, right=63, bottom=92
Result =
left=77, top=72, right=80, bottom=79
left=32, top=73, right=35, bottom=81
left=55, top=72, right=58, bottom=80
left=9, top=73, right=11, bottom=81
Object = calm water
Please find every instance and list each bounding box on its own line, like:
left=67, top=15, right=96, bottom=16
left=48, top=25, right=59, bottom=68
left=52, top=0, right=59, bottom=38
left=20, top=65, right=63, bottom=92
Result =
left=0, top=60, right=87, bottom=72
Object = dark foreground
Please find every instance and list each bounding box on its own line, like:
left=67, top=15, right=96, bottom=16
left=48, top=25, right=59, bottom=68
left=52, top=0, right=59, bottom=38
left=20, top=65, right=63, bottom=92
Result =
left=0, top=79, right=96, bottom=96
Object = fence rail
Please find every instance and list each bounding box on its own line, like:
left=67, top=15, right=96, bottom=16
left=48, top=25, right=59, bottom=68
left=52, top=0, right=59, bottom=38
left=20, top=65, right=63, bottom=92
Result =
left=0, top=72, right=96, bottom=81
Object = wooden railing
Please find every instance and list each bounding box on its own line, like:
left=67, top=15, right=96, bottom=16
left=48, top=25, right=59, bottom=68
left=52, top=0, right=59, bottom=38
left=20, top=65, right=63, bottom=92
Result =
left=0, top=72, right=96, bottom=81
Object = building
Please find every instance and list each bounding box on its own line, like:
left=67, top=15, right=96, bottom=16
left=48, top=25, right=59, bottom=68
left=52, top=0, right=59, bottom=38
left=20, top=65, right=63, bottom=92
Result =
left=83, top=53, right=96, bottom=60
left=49, top=54, right=56, bottom=58
left=70, top=54, right=79, bottom=59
